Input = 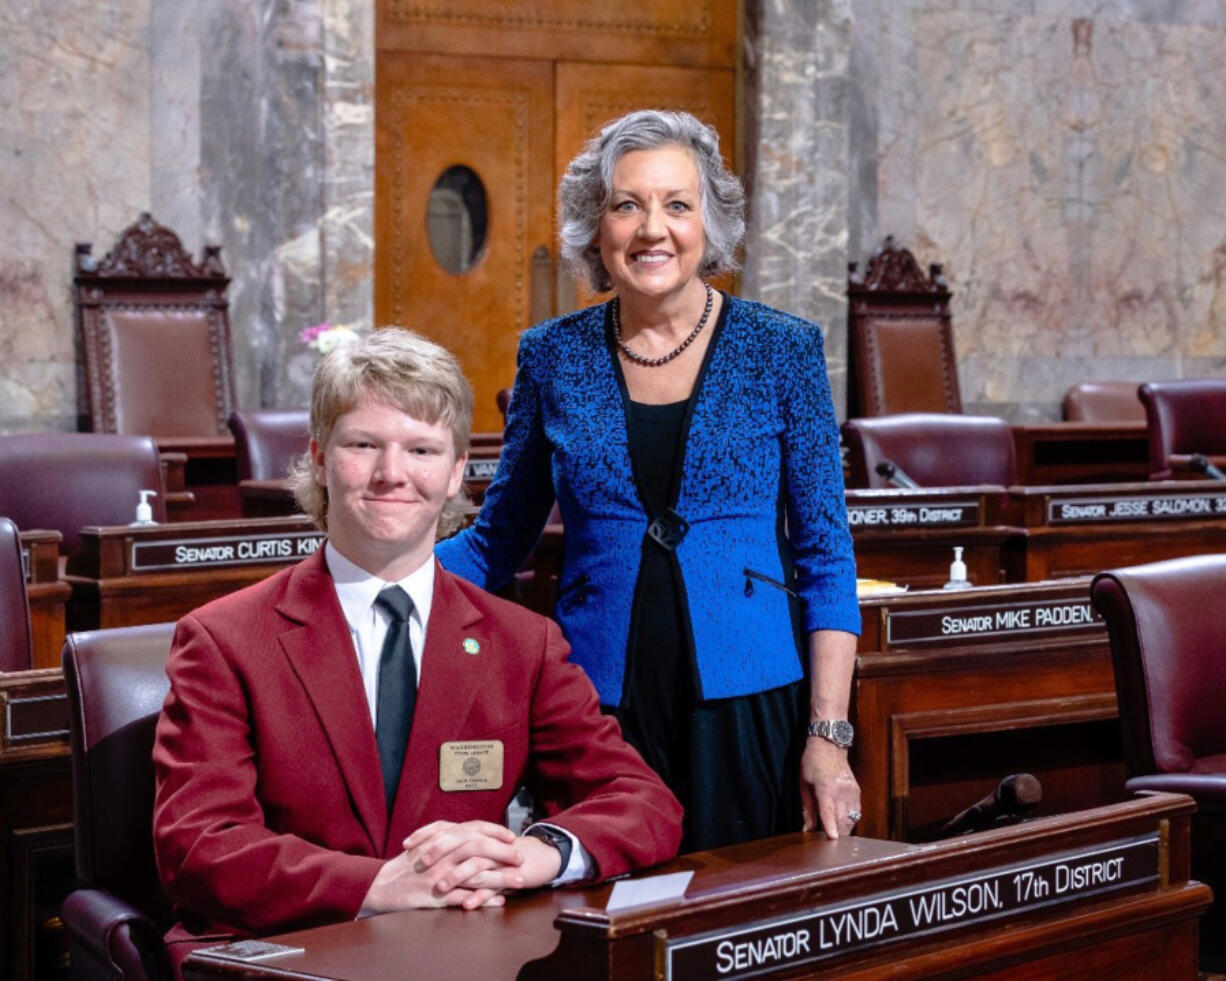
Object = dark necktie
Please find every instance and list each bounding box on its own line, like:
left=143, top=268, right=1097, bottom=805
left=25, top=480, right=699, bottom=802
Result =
left=374, top=585, right=417, bottom=811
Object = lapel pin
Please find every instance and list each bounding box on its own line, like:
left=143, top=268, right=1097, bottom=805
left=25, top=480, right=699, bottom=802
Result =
left=462, top=638, right=480, bottom=655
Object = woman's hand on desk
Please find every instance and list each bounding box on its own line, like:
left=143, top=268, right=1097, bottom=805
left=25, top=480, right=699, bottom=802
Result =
left=800, top=739, right=861, bottom=841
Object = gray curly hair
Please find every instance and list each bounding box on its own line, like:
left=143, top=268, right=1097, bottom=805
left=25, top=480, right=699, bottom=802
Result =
left=288, top=327, right=473, bottom=538
left=559, top=109, right=745, bottom=293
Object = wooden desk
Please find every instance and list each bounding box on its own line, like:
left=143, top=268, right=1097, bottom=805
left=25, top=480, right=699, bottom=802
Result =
left=846, top=487, right=1016, bottom=589
left=18, top=530, right=71, bottom=670
left=0, top=668, right=73, bottom=981
left=1005, top=480, right=1226, bottom=580
left=157, top=436, right=240, bottom=522
left=855, top=579, right=1122, bottom=841
left=184, top=794, right=1207, bottom=980
left=1011, top=423, right=1150, bottom=485
left=64, top=517, right=325, bottom=632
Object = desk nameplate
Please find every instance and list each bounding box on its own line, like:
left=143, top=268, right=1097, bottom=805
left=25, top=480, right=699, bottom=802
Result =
left=885, top=596, right=1102, bottom=647
left=665, top=834, right=1159, bottom=980
left=847, top=500, right=980, bottom=530
left=130, top=531, right=326, bottom=573
left=21, top=547, right=30, bottom=583
left=464, top=459, right=499, bottom=482
left=1047, top=491, right=1226, bottom=525
left=3, top=692, right=70, bottom=746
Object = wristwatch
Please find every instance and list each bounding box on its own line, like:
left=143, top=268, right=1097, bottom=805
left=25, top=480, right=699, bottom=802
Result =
left=807, top=718, right=854, bottom=749
left=524, top=823, right=573, bottom=874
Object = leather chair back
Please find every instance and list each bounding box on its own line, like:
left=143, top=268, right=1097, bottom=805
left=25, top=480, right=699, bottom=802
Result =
left=1092, top=556, right=1226, bottom=778
left=0, top=516, right=33, bottom=672
left=228, top=409, right=310, bottom=481
left=1062, top=381, right=1146, bottom=423
left=495, top=388, right=512, bottom=425
left=75, top=213, right=236, bottom=437
left=842, top=414, right=1017, bottom=489
left=0, top=433, right=167, bottom=554
left=1138, top=379, right=1226, bottom=480
left=62, top=622, right=177, bottom=979
left=847, top=236, right=961, bottom=417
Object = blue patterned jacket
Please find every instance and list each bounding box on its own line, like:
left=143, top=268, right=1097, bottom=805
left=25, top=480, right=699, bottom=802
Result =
left=436, top=295, right=859, bottom=705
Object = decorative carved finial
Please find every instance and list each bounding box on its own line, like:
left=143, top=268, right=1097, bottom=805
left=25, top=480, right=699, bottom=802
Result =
left=75, top=212, right=226, bottom=279
left=849, top=235, right=947, bottom=294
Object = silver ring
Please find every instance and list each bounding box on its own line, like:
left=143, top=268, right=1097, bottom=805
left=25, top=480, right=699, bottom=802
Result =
left=847, top=810, right=861, bottom=823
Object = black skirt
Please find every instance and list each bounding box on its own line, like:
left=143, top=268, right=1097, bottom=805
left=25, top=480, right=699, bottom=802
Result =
left=611, top=398, right=805, bottom=853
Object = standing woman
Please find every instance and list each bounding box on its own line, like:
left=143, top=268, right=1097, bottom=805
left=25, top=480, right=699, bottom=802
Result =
left=437, top=110, right=860, bottom=851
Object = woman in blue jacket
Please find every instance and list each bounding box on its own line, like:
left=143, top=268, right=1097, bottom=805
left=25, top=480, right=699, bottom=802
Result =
left=437, top=110, right=861, bottom=851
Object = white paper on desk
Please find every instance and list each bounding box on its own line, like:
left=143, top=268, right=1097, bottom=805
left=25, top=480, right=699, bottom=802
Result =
left=605, top=870, right=694, bottom=911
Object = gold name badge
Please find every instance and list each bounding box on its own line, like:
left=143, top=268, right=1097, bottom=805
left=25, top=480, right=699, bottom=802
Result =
left=439, top=740, right=504, bottom=792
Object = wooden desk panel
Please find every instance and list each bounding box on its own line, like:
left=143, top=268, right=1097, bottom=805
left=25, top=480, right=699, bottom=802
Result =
left=1012, top=423, right=1149, bottom=485
left=18, top=530, right=70, bottom=671
left=64, top=518, right=326, bottom=632
left=1006, top=481, right=1226, bottom=580
left=184, top=795, right=1206, bottom=981
left=0, top=669, right=73, bottom=981
left=855, top=579, right=1123, bottom=842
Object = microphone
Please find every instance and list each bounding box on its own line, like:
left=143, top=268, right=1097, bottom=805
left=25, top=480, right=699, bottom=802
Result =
left=875, top=460, right=920, bottom=489
left=938, top=773, right=1042, bottom=838
left=1190, top=454, right=1226, bottom=481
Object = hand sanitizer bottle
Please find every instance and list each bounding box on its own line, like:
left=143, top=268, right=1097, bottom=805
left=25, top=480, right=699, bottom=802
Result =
left=131, top=489, right=158, bottom=526
left=943, top=546, right=972, bottom=590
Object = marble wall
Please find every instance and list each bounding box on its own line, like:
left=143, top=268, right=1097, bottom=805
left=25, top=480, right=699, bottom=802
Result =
left=0, top=0, right=372, bottom=434
left=843, top=0, right=1226, bottom=419
left=4, top=1, right=1225, bottom=431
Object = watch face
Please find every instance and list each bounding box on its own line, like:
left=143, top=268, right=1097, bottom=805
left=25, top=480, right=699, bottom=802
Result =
left=831, top=720, right=854, bottom=747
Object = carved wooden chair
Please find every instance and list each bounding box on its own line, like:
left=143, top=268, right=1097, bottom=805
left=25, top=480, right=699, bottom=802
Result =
left=846, top=236, right=961, bottom=418
left=74, top=213, right=236, bottom=440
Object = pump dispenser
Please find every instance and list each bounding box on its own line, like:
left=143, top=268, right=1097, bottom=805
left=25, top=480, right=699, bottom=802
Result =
left=943, top=546, right=972, bottom=590
left=132, top=489, right=158, bottom=526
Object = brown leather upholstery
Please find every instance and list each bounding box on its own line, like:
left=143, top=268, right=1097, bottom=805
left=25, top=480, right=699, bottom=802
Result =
left=227, top=409, right=310, bottom=481
left=1062, top=381, right=1146, bottom=423
left=847, top=236, right=961, bottom=417
left=842, top=414, right=1017, bottom=489
left=61, top=622, right=176, bottom=980
left=1138, top=379, right=1226, bottom=480
left=0, top=517, right=33, bottom=673
left=75, top=213, right=236, bottom=437
left=1092, top=555, right=1226, bottom=969
left=0, top=433, right=168, bottom=554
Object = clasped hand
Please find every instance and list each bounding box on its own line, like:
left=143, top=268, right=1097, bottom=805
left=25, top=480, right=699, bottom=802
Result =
left=359, top=820, right=562, bottom=915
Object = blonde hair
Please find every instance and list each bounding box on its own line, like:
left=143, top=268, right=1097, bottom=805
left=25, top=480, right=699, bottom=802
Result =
left=289, top=327, right=474, bottom=537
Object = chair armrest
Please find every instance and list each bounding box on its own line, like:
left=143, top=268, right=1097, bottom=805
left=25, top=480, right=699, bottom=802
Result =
left=1127, top=774, right=1226, bottom=813
left=61, top=888, right=170, bottom=980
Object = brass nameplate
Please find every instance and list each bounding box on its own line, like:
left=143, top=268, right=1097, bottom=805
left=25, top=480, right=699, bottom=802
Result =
left=130, top=532, right=325, bottom=572
left=1047, top=492, right=1226, bottom=525
left=439, top=740, right=504, bottom=791
left=464, top=459, right=499, bottom=482
left=886, top=597, right=1102, bottom=647
left=847, top=501, right=980, bottom=530
left=665, top=834, right=1159, bottom=979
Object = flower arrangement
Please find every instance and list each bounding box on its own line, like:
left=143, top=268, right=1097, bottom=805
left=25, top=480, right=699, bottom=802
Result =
left=298, top=322, right=366, bottom=354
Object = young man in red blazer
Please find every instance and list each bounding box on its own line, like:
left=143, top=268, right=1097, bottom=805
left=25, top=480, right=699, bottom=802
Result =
left=152, top=328, right=682, bottom=961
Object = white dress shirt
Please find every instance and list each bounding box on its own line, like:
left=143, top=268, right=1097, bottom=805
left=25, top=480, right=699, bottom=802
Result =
left=324, top=542, right=590, bottom=885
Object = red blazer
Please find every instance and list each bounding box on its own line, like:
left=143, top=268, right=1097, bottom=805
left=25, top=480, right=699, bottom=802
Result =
left=153, top=549, right=682, bottom=942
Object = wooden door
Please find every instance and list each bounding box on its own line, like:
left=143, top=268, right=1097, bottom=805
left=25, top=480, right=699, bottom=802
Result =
left=375, top=53, right=554, bottom=432
left=375, top=0, right=739, bottom=432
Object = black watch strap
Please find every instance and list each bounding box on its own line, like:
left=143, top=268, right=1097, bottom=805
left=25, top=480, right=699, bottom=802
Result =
left=525, top=823, right=572, bottom=875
